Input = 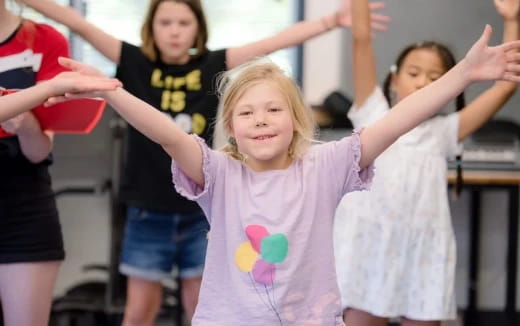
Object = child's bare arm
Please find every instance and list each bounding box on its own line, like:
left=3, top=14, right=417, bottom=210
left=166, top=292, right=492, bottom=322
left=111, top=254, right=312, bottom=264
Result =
left=457, top=0, right=520, bottom=141
left=51, top=58, right=205, bottom=187
left=19, top=0, right=122, bottom=63
left=226, top=0, right=389, bottom=69
left=103, top=88, right=204, bottom=186
left=351, top=0, right=379, bottom=108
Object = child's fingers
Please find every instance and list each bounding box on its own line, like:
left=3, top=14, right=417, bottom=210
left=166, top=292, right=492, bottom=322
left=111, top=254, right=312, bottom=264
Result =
left=501, top=39, right=520, bottom=53
left=58, top=57, right=104, bottom=76
left=79, top=77, right=122, bottom=90
left=506, top=52, right=520, bottom=62
left=58, top=57, right=76, bottom=70
left=65, top=91, right=104, bottom=99
left=477, top=25, right=493, bottom=47
left=506, top=62, right=520, bottom=74
left=370, top=13, right=391, bottom=23
left=371, top=22, right=388, bottom=32
left=503, top=73, right=520, bottom=83
left=44, top=92, right=101, bottom=107
left=44, top=95, right=68, bottom=106
left=368, top=2, right=385, bottom=10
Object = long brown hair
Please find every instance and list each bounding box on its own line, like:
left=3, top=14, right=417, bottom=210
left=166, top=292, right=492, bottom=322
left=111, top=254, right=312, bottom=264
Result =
left=140, top=0, right=209, bottom=62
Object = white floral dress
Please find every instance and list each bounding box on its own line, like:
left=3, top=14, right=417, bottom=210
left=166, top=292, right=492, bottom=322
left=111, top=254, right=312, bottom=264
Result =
left=333, top=87, right=460, bottom=320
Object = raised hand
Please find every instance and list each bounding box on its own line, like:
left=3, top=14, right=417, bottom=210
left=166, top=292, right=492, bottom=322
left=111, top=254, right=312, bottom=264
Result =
left=58, top=57, right=106, bottom=77
left=463, top=25, right=520, bottom=83
left=494, top=0, right=520, bottom=21
left=338, top=0, right=390, bottom=31
left=45, top=58, right=122, bottom=105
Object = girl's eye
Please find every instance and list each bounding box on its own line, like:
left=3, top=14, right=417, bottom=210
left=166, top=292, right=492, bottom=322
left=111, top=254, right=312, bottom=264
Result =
left=239, top=111, right=252, bottom=116
left=408, top=72, right=418, bottom=77
left=268, top=107, right=281, bottom=112
left=179, top=20, right=191, bottom=26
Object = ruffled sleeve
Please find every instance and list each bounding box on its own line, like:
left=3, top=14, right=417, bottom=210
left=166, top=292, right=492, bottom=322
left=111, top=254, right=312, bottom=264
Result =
left=170, top=135, right=215, bottom=201
left=346, top=129, right=375, bottom=192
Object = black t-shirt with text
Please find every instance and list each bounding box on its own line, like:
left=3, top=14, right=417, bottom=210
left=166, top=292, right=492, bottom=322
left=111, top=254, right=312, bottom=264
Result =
left=116, top=42, right=227, bottom=213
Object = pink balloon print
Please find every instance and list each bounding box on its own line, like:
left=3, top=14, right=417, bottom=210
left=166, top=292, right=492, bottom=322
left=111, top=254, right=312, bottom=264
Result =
left=245, top=225, right=269, bottom=253
left=252, top=259, right=276, bottom=285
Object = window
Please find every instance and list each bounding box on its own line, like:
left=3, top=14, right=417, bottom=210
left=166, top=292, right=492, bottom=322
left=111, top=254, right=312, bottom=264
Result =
left=8, top=0, right=70, bottom=36
left=18, top=0, right=303, bottom=80
left=203, top=0, right=302, bottom=80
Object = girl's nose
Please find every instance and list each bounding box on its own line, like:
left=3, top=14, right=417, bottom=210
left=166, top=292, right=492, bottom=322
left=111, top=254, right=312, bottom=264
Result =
left=416, top=76, right=428, bottom=89
left=254, top=112, right=267, bottom=127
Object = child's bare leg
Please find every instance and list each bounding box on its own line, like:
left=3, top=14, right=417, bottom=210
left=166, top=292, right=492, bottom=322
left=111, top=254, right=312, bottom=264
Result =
left=344, top=307, right=388, bottom=326
left=0, top=261, right=60, bottom=326
left=401, top=317, right=441, bottom=326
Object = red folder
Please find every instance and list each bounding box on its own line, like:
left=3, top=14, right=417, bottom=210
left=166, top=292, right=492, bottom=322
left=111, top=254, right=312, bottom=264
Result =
left=0, top=89, right=106, bottom=137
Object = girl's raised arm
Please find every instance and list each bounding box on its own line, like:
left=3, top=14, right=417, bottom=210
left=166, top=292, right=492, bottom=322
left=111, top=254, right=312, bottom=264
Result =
left=19, top=0, right=121, bottom=63
left=457, top=0, right=520, bottom=141
left=358, top=26, right=520, bottom=168
left=226, top=0, right=389, bottom=69
left=0, top=86, right=54, bottom=122
left=351, top=0, right=378, bottom=108
left=0, top=72, right=121, bottom=122
left=54, top=58, right=205, bottom=186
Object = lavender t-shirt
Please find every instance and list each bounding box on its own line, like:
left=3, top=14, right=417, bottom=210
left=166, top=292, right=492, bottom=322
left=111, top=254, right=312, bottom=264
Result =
left=172, top=131, right=373, bottom=326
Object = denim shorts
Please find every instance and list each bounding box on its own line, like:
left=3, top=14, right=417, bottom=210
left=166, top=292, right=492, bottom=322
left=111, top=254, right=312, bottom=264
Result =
left=120, top=206, right=210, bottom=281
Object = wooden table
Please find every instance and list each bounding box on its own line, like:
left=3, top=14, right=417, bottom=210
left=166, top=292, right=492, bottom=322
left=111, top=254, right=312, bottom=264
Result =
left=448, top=170, right=520, bottom=325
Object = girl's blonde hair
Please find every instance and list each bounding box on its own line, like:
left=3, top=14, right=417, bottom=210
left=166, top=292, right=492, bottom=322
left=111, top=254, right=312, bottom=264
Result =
left=216, top=59, right=316, bottom=161
left=140, top=0, right=209, bottom=62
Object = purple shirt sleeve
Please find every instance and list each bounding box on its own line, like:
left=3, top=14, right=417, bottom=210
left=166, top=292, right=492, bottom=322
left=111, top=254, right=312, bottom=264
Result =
left=170, top=135, right=227, bottom=221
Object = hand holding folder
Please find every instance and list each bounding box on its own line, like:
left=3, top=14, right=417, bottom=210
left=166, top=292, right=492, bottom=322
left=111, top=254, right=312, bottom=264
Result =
left=0, top=89, right=106, bottom=137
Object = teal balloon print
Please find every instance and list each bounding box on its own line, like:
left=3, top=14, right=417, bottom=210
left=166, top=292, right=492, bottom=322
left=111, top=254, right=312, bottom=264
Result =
left=260, top=234, right=288, bottom=264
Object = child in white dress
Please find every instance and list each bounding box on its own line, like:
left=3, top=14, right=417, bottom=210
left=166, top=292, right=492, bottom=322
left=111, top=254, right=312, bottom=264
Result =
left=334, top=0, right=520, bottom=325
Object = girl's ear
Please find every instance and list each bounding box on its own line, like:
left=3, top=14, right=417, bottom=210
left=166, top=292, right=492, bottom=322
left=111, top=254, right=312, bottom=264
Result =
left=226, top=122, right=234, bottom=139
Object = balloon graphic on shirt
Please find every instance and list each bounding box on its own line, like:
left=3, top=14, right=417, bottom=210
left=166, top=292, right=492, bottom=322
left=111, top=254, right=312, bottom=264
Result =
left=246, top=225, right=269, bottom=252
left=235, top=242, right=258, bottom=272
left=236, top=224, right=289, bottom=285
left=261, top=234, right=288, bottom=264
left=252, top=259, right=276, bottom=285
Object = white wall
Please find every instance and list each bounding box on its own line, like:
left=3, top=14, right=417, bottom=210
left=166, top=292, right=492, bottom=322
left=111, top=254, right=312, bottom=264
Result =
left=302, top=0, right=345, bottom=104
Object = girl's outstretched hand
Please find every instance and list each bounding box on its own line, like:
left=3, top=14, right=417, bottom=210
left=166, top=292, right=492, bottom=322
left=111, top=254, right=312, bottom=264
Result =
left=463, top=25, right=520, bottom=83
left=338, top=0, right=390, bottom=32
left=58, top=57, right=105, bottom=77
left=494, top=0, right=520, bottom=21
left=44, top=57, right=122, bottom=105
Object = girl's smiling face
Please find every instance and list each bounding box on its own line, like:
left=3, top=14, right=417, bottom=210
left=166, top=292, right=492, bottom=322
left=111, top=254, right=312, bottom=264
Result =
left=229, top=81, right=295, bottom=172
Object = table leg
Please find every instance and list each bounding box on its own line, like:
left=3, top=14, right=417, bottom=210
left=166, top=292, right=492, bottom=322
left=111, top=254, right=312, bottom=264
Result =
left=465, top=189, right=481, bottom=325
left=506, top=185, right=519, bottom=321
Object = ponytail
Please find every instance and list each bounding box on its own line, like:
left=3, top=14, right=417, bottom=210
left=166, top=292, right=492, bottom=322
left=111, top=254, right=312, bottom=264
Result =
left=454, top=92, right=467, bottom=198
